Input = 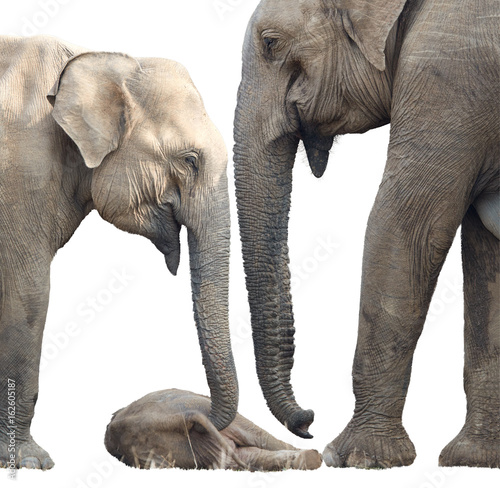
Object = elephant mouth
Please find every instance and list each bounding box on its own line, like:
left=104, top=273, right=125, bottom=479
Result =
left=153, top=203, right=182, bottom=276
left=299, top=124, right=335, bottom=178
left=154, top=237, right=181, bottom=276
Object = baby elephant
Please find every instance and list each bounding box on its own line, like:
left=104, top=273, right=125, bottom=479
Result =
left=105, top=389, right=322, bottom=471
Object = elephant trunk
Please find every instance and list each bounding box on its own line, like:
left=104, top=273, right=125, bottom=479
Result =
left=234, top=92, right=314, bottom=438
left=186, top=180, right=238, bottom=431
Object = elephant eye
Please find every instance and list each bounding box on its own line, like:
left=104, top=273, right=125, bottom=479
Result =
left=184, top=154, right=199, bottom=175
left=185, top=155, right=197, bottom=166
left=261, top=34, right=282, bottom=58
left=263, top=37, right=278, bottom=49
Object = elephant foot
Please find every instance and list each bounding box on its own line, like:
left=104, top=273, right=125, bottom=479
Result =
left=439, top=429, right=499, bottom=468
left=323, top=420, right=416, bottom=469
left=0, top=436, right=54, bottom=470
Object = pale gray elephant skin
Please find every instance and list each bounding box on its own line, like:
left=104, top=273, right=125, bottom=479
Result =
left=234, top=0, right=499, bottom=468
left=105, top=389, right=323, bottom=471
left=0, top=35, right=238, bottom=470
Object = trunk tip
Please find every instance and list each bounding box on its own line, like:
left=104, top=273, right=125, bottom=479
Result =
left=208, top=408, right=237, bottom=432
left=285, top=409, right=315, bottom=439
left=207, top=386, right=239, bottom=432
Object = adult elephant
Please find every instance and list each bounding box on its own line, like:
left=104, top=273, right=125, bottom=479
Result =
left=234, top=0, right=499, bottom=468
left=0, top=35, right=237, bottom=469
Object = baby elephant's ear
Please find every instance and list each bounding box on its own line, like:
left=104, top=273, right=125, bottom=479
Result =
left=333, top=0, right=407, bottom=71
left=47, top=52, right=140, bottom=168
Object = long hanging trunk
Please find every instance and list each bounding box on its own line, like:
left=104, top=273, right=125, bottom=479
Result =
left=234, top=103, right=314, bottom=437
left=187, top=184, right=238, bottom=431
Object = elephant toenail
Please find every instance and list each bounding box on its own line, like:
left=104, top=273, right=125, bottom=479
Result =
left=20, top=457, right=41, bottom=469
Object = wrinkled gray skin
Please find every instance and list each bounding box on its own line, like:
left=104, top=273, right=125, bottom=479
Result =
left=234, top=0, right=499, bottom=468
left=0, top=35, right=238, bottom=470
left=105, top=389, right=322, bottom=471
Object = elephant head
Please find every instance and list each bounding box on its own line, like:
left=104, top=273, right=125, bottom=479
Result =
left=48, top=52, right=237, bottom=431
left=234, top=0, right=406, bottom=437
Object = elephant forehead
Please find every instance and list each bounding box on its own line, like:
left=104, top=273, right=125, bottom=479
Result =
left=141, top=99, right=226, bottom=161
left=134, top=58, right=201, bottom=105
left=162, top=99, right=207, bottom=132
left=152, top=113, right=217, bottom=153
left=136, top=80, right=210, bottom=137
left=130, top=59, right=227, bottom=168
left=256, top=0, right=310, bottom=27
left=140, top=84, right=204, bottom=121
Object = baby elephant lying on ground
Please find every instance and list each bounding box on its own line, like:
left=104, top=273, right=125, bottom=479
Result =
left=105, top=389, right=322, bottom=471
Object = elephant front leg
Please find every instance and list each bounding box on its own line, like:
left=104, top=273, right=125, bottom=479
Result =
left=0, top=263, right=54, bottom=470
left=439, top=207, right=499, bottom=468
left=323, top=281, right=421, bottom=467
left=323, top=162, right=468, bottom=468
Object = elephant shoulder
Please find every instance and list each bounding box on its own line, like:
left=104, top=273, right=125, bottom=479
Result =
left=0, top=36, right=86, bottom=125
left=0, top=36, right=88, bottom=177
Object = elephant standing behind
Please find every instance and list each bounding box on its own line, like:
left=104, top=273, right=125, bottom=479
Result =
left=0, top=35, right=237, bottom=469
left=233, top=0, right=499, bottom=468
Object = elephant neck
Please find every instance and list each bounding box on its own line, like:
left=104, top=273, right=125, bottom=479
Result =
left=387, top=1, right=413, bottom=79
left=53, top=142, right=94, bottom=252
left=342, top=54, right=392, bottom=132
left=347, top=5, right=411, bottom=129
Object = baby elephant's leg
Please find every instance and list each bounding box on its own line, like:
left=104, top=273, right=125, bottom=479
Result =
left=235, top=446, right=322, bottom=471
left=223, top=413, right=322, bottom=470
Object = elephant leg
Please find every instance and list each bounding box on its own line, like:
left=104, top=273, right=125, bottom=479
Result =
left=439, top=207, right=499, bottom=468
left=0, top=254, right=53, bottom=470
left=222, top=415, right=322, bottom=470
left=234, top=446, right=322, bottom=471
left=323, top=146, right=472, bottom=468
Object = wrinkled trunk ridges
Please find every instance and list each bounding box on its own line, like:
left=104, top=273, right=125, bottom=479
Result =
left=188, top=188, right=238, bottom=431
left=234, top=117, right=314, bottom=437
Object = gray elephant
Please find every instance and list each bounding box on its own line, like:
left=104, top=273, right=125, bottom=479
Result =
left=234, top=0, right=499, bottom=468
left=0, top=35, right=238, bottom=470
left=105, top=388, right=322, bottom=471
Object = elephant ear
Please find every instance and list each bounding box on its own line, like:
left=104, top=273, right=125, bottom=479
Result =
left=47, top=52, right=140, bottom=168
left=332, top=0, right=407, bottom=71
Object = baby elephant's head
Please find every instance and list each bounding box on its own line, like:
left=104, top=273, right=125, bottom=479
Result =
left=48, top=52, right=237, bottom=432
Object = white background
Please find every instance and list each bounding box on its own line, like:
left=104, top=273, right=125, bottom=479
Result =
left=1, top=1, right=498, bottom=487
